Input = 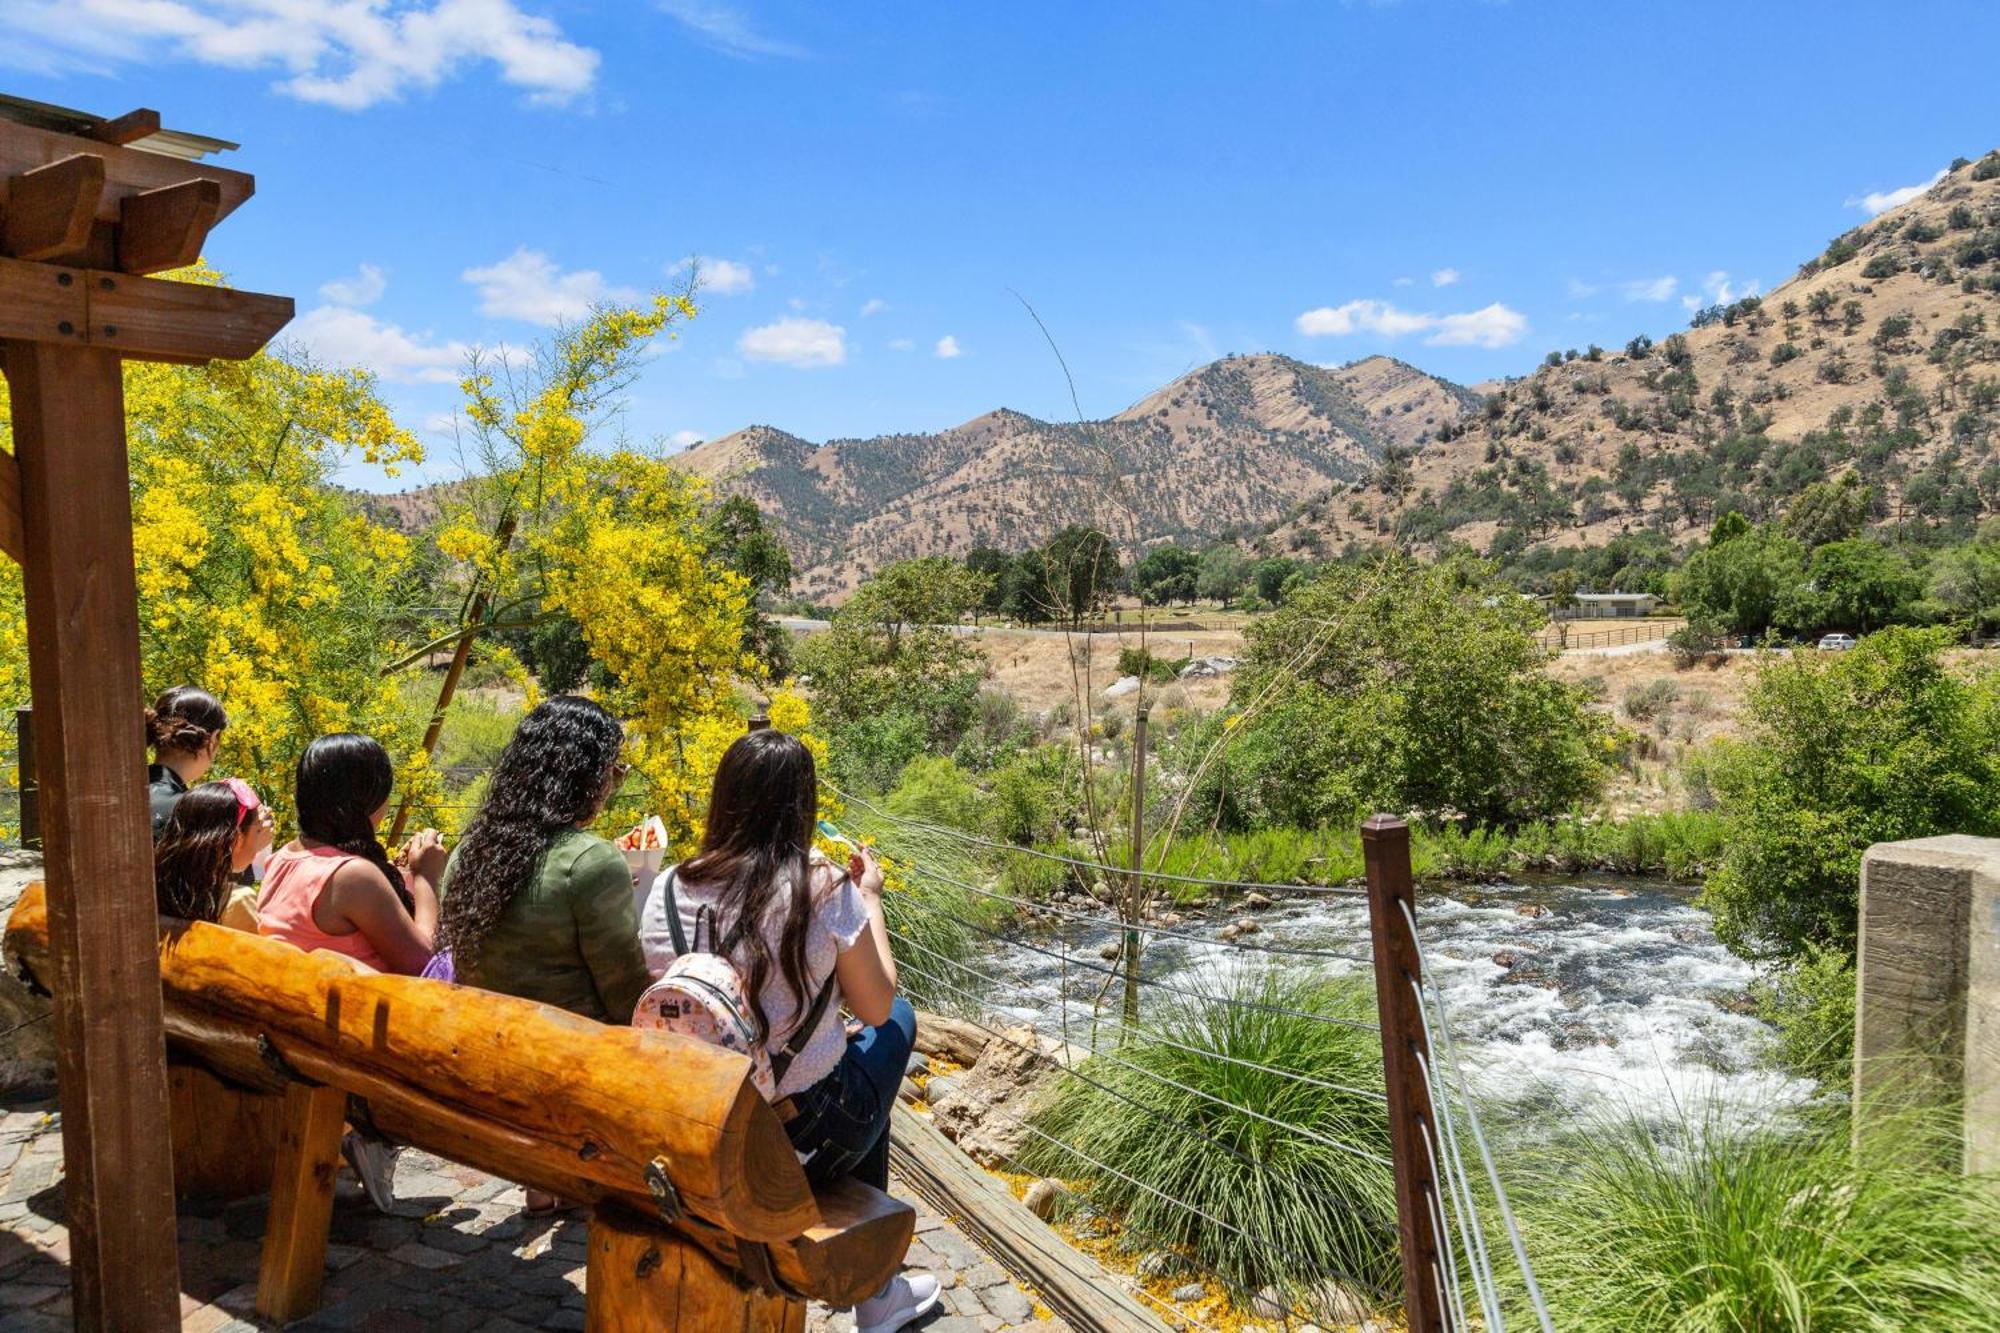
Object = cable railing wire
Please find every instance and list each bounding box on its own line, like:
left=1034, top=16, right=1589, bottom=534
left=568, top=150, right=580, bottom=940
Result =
left=827, top=779, right=1369, bottom=898
left=895, top=855, right=1379, bottom=968
left=1401, top=899, right=1554, bottom=1332
left=888, top=884, right=1380, bottom=1034
left=893, top=949, right=1392, bottom=1172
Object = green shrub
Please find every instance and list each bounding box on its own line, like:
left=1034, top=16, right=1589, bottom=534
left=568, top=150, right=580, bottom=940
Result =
left=1749, top=944, right=1856, bottom=1086
left=1023, top=972, right=1399, bottom=1309
left=1622, top=679, right=1680, bottom=723
left=885, top=755, right=984, bottom=832
left=1115, top=645, right=1188, bottom=684
left=1517, top=1110, right=2000, bottom=1330
left=986, top=744, right=1080, bottom=847
left=1861, top=254, right=1902, bottom=280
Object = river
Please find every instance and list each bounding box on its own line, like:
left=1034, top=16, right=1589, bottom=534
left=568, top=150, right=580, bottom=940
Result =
left=976, top=875, right=1816, bottom=1133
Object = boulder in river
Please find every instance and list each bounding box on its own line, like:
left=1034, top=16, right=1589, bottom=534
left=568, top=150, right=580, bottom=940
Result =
left=1241, top=891, right=1275, bottom=910
left=1492, top=950, right=1517, bottom=969
left=1516, top=903, right=1551, bottom=918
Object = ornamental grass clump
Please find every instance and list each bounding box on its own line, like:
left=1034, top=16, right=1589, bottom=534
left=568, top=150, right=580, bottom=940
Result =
left=1516, top=1108, right=2000, bottom=1330
left=1022, top=971, right=1399, bottom=1315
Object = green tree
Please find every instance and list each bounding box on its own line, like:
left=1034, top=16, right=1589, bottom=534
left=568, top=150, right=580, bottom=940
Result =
left=1133, top=544, right=1202, bottom=606
left=1703, top=627, right=2000, bottom=961
left=1192, top=556, right=1607, bottom=827
left=706, top=494, right=794, bottom=679
left=1013, top=526, right=1117, bottom=625
left=1250, top=557, right=1305, bottom=604
left=1195, top=544, right=1249, bottom=603
left=963, top=546, right=1015, bottom=620
left=1779, top=539, right=1923, bottom=636
left=1781, top=474, right=1872, bottom=549
left=797, top=557, right=991, bottom=786
left=1675, top=525, right=1808, bottom=637
left=1928, top=535, right=2000, bottom=633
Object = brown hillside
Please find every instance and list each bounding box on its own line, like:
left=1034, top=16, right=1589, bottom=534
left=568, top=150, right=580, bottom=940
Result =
left=677, top=353, right=1479, bottom=599
left=1266, top=151, right=2000, bottom=559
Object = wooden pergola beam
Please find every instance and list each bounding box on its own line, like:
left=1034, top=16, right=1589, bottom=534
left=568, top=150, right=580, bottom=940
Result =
left=81, top=108, right=160, bottom=147
left=0, top=119, right=253, bottom=228
left=0, top=256, right=292, bottom=363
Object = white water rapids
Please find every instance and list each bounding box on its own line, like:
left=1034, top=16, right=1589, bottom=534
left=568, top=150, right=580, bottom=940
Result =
left=976, top=876, right=1816, bottom=1132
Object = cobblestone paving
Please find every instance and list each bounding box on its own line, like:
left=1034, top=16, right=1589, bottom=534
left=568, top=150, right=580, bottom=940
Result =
left=0, top=1096, right=1066, bottom=1332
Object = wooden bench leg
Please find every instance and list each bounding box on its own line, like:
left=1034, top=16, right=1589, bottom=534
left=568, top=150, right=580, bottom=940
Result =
left=255, top=1080, right=347, bottom=1323
left=169, top=1062, right=278, bottom=1201
left=587, top=1202, right=806, bottom=1332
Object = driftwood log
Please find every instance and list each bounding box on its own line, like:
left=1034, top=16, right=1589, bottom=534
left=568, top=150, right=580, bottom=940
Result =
left=4, top=883, right=913, bottom=1325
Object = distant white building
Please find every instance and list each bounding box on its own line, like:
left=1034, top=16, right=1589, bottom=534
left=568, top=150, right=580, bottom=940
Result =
left=1561, top=592, right=1657, bottom=620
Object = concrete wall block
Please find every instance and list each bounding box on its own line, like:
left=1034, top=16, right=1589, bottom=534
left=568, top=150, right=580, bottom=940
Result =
left=1855, top=835, right=2000, bottom=1177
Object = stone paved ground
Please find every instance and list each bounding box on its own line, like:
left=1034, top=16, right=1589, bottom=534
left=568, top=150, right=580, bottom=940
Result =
left=0, top=1095, right=1066, bottom=1333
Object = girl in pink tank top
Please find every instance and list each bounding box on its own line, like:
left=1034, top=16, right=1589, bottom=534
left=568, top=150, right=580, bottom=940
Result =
left=255, top=733, right=444, bottom=976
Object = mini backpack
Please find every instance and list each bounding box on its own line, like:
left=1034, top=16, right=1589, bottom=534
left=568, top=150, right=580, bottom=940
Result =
left=631, top=868, right=838, bottom=1101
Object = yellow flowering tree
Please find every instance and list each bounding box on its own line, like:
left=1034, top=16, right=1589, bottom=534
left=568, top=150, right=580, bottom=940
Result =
left=0, top=268, right=437, bottom=833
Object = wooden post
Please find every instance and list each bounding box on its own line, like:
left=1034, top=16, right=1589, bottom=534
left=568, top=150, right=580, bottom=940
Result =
left=16, top=704, right=39, bottom=849
left=1123, top=704, right=1149, bottom=1028
left=1361, top=814, right=1448, bottom=1333
left=255, top=1080, right=348, bottom=1322
left=748, top=714, right=771, bottom=732
left=4, top=339, right=181, bottom=1330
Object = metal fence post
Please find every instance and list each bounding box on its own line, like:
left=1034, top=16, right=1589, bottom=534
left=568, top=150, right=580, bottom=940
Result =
left=1363, top=814, right=1448, bottom=1333
left=1123, top=704, right=1149, bottom=1028
left=16, top=704, right=38, bottom=850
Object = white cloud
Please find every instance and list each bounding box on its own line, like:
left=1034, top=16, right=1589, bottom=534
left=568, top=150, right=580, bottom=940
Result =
left=887, top=338, right=915, bottom=352
left=667, top=429, right=705, bottom=449
left=1391, top=276, right=1416, bottom=288
left=1426, top=303, right=1529, bottom=349
left=1681, top=270, right=1761, bottom=311
left=1296, top=300, right=1435, bottom=339
left=1431, top=267, right=1461, bottom=287
left=738, top=317, right=846, bottom=368
left=860, top=298, right=889, bottom=317
left=1848, top=168, right=1947, bottom=217
left=0, top=0, right=599, bottom=109
left=1620, top=276, right=1678, bottom=303
left=291, top=307, right=468, bottom=384
left=671, top=255, right=754, bottom=296
left=655, top=1, right=807, bottom=59
left=1295, top=298, right=1527, bottom=350
left=934, top=335, right=962, bottom=359
left=319, top=263, right=387, bottom=307
left=462, top=247, right=636, bottom=325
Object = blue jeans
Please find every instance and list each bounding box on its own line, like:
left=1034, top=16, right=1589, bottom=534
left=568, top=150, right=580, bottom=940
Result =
left=783, top=998, right=916, bottom=1191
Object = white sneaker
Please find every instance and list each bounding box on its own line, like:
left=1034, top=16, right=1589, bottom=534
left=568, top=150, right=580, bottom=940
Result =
left=853, top=1272, right=942, bottom=1333
left=340, top=1130, right=399, bottom=1213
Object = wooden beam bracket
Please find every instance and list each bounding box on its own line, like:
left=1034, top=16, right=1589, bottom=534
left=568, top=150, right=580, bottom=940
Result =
left=2, top=154, right=106, bottom=261
left=117, top=178, right=222, bottom=276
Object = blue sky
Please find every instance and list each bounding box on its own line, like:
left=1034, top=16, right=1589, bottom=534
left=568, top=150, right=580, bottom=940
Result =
left=4, top=1, right=1997, bottom=489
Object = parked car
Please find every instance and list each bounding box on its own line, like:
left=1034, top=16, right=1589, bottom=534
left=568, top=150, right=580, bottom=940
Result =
left=1817, top=633, right=1857, bottom=651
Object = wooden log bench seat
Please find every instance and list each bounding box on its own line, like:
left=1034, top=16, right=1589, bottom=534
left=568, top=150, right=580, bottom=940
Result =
left=4, top=882, right=914, bottom=1330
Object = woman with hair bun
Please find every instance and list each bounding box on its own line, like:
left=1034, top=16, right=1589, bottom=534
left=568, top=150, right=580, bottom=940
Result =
left=144, top=685, right=229, bottom=840
left=257, top=733, right=443, bottom=977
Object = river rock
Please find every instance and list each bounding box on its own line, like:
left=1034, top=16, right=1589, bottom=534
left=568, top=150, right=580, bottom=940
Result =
left=1232, top=916, right=1262, bottom=936
left=925, top=1074, right=964, bottom=1107
left=1103, top=675, right=1142, bottom=699
left=1158, top=912, right=1184, bottom=927
left=1171, top=1283, right=1205, bottom=1303
left=1098, top=942, right=1122, bottom=961
left=1022, top=1178, right=1062, bottom=1220
left=1492, top=950, right=1517, bottom=969
left=1136, top=1251, right=1184, bottom=1278
left=928, top=1023, right=1058, bottom=1167
left=1219, top=923, right=1243, bottom=941
left=1242, top=891, right=1275, bottom=910
left=1310, top=1280, right=1372, bottom=1323
left=1516, top=903, right=1550, bottom=918
left=1251, top=1286, right=1290, bottom=1318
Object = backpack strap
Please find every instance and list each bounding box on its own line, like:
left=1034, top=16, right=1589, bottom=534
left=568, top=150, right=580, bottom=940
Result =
left=767, top=869, right=851, bottom=1088
left=662, top=868, right=689, bottom=957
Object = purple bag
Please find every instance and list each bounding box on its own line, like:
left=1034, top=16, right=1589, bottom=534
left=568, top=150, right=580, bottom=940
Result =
left=419, top=950, right=455, bottom=983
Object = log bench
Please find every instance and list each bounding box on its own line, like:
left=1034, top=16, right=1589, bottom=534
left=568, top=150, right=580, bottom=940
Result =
left=4, top=882, right=913, bottom=1330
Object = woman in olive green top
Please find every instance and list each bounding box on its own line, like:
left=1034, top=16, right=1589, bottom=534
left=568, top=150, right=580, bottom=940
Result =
left=435, top=696, right=650, bottom=1025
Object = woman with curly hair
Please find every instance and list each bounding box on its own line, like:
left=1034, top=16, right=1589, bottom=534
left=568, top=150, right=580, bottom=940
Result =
left=144, top=685, right=229, bottom=840
left=154, top=778, right=275, bottom=929
left=435, top=696, right=650, bottom=1024
left=258, top=733, right=443, bottom=977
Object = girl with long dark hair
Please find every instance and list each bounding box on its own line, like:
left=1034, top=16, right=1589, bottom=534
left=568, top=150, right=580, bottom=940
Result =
left=435, top=695, right=650, bottom=1023
left=145, top=685, right=229, bottom=840
left=637, top=729, right=937, bottom=1333
left=154, top=778, right=274, bottom=928
left=257, top=734, right=442, bottom=976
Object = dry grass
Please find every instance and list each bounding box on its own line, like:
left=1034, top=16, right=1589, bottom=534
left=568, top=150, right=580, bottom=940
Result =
left=974, top=626, right=1245, bottom=715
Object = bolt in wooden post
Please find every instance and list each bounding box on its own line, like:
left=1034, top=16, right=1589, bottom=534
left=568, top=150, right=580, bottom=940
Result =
left=1362, top=814, right=1448, bottom=1333
left=16, top=704, right=39, bottom=850
left=1123, top=704, right=1149, bottom=1029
